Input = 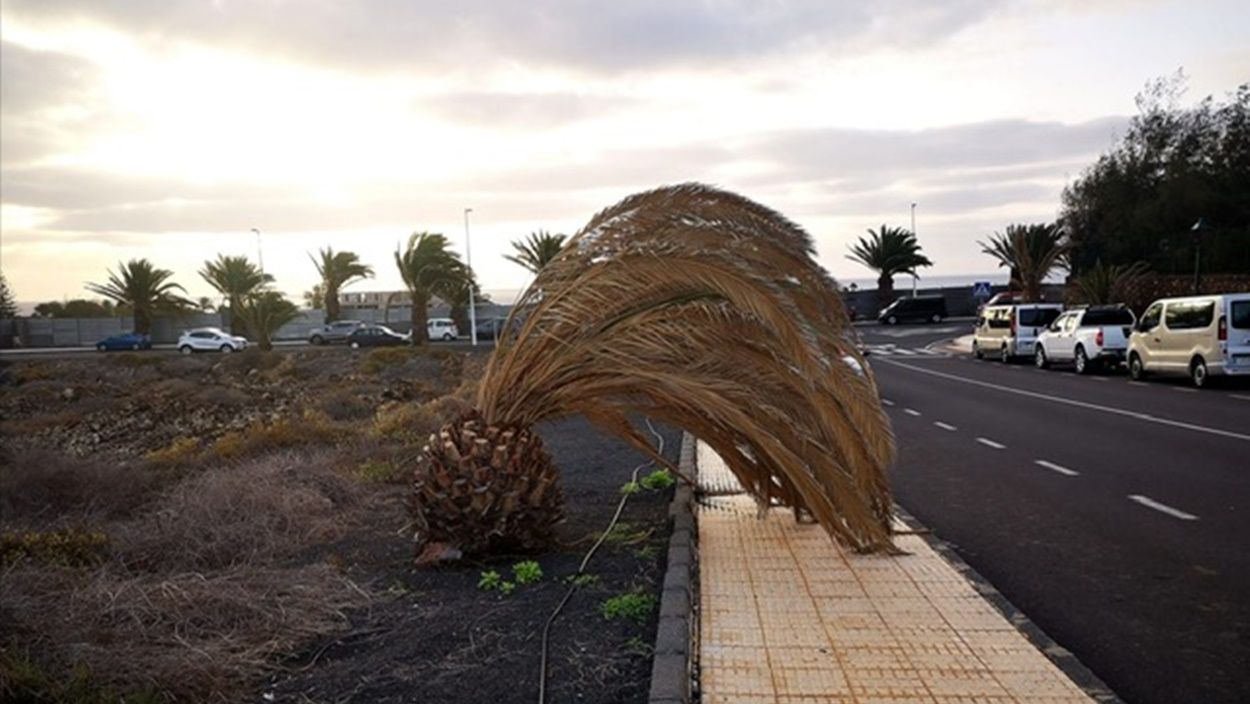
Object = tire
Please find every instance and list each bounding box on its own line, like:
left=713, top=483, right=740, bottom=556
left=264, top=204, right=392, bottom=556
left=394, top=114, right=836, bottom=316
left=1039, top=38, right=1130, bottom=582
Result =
left=1074, top=346, right=1089, bottom=375
left=220, top=344, right=234, bottom=354
left=1035, top=346, right=1048, bottom=369
left=972, top=341, right=983, bottom=360
left=444, top=333, right=454, bottom=341
left=350, top=341, right=361, bottom=350
left=311, top=335, right=324, bottom=345
left=1000, top=345, right=1011, bottom=364
left=1128, top=353, right=1146, bottom=380
left=1190, top=357, right=1209, bottom=388
left=886, top=315, right=899, bottom=326
left=132, top=343, right=140, bottom=350
left=930, top=314, right=942, bottom=324
left=179, top=345, right=193, bottom=355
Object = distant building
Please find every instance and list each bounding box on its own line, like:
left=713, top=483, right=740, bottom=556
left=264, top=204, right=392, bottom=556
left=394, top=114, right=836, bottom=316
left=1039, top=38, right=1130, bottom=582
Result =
left=338, top=290, right=409, bottom=309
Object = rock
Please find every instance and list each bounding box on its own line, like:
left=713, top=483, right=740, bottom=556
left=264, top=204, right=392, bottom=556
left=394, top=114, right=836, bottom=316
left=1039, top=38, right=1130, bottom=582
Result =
left=62, top=387, right=77, bottom=401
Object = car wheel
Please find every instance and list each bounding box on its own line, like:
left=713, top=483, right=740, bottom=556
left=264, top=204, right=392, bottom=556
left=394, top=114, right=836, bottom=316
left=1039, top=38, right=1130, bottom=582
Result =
left=1035, top=346, right=1048, bottom=369
left=1000, top=345, right=1011, bottom=364
left=930, top=313, right=942, bottom=324
left=311, top=335, right=324, bottom=345
left=350, top=341, right=361, bottom=350
left=220, top=344, right=234, bottom=353
left=886, top=315, right=898, bottom=325
left=1190, top=357, right=1208, bottom=388
left=444, top=333, right=455, bottom=341
left=1074, top=346, right=1089, bottom=375
left=972, top=341, right=983, bottom=360
left=97, top=343, right=107, bottom=352
left=1129, top=353, right=1146, bottom=380
left=179, top=345, right=193, bottom=355
left=132, top=343, right=140, bottom=350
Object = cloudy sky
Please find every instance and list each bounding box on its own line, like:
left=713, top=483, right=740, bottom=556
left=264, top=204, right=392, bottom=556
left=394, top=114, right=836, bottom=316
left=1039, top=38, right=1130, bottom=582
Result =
left=2, top=0, right=1247, bottom=306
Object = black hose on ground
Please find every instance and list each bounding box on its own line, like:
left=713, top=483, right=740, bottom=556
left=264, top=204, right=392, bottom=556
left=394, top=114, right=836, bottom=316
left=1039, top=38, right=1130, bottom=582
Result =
left=536, top=420, right=666, bottom=704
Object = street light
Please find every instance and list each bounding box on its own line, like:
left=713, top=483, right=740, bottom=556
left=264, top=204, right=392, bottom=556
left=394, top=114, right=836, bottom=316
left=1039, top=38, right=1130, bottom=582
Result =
left=910, top=203, right=918, bottom=296
left=464, top=208, right=477, bottom=347
left=251, top=228, right=263, bottom=273
left=1191, top=218, right=1209, bottom=295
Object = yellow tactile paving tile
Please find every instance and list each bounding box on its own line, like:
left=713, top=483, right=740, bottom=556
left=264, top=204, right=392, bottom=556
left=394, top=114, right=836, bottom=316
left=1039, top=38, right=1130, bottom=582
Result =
left=696, top=442, right=1093, bottom=703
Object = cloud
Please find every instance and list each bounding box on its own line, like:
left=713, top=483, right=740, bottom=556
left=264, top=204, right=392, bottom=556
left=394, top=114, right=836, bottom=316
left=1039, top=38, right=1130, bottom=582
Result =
left=2, top=1, right=1001, bottom=75
left=422, top=92, right=639, bottom=128
left=0, top=40, right=106, bottom=166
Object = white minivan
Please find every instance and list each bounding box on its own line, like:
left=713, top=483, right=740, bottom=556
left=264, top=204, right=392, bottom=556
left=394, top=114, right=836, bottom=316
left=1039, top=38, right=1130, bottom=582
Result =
left=1127, top=293, right=1250, bottom=388
left=426, top=318, right=459, bottom=341
left=973, top=303, right=1064, bottom=363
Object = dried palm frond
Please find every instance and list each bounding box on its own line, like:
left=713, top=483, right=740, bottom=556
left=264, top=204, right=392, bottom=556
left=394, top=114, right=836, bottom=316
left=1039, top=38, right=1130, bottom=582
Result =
left=414, top=183, right=895, bottom=558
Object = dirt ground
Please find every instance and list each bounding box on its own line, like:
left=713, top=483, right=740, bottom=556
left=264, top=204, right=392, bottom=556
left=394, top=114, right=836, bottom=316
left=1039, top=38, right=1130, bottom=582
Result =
left=0, top=349, right=678, bottom=703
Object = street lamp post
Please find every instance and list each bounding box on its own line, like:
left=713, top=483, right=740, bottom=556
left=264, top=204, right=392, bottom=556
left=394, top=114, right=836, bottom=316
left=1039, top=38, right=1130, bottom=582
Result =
left=1191, top=218, right=1208, bottom=295
left=464, top=208, right=477, bottom=347
left=251, top=228, right=263, bottom=273
left=910, top=203, right=918, bottom=296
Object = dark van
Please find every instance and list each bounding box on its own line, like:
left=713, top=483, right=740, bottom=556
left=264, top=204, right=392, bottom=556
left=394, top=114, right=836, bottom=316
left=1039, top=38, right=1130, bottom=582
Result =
left=878, top=296, right=948, bottom=325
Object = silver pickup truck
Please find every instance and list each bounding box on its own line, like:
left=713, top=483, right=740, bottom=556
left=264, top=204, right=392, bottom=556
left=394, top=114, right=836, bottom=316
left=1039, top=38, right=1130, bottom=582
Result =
left=308, top=319, right=365, bottom=345
left=1034, top=305, right=1136, bottom=374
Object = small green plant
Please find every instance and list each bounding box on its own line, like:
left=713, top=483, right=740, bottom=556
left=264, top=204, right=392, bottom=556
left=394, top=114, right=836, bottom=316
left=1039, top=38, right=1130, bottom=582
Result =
left=634, top=544, right=659, bottom=560
left=498, top=580, right=516, bottom=595
left=624, top=635, right=652, bottom=656
left=513, top=560, right=543, bottom=585
left=618, top=480, right=641, bottom=495
left=604, top=523, right=652, bottom=546
left=640, top=469, right=676, bottom=490
left=478, top=570, right=502, bottom=591
left=600, top=591, right=658, bottom=623
left=360, top=346, right=414, bottom=374
left=567, top=573, right=600, bottom=588
left=356, top=458, right=405, bottom=483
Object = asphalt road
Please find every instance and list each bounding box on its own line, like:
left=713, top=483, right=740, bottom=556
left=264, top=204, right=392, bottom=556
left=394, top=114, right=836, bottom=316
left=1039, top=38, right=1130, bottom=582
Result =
left=858, top=322, right=1250, bottom=704
left=0, top=338, right=488, bottom=362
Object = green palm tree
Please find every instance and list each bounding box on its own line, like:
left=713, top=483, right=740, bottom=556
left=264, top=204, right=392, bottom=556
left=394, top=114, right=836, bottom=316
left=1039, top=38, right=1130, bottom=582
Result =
left=445, top=273, right=490, bottom=337
left=505, top=230, right=567, bottom=274
left=1071, top=259, right=1149, bottom=305
left=310, top=248, right=373, bottom=322
left=237, top=291, right=301, bottom=351
left=395, top=232, right=468, bottom=347
left=303, top=283, right=326, bottom=310
left=85, top=259, right=188, bottom=334
left=845, top=225, right=933, bottom=305
left=198, top=255, right=273, bottom=335
left=195, top=296, right=216, bottom=313
left=979, top=223, right=1069, bottom=303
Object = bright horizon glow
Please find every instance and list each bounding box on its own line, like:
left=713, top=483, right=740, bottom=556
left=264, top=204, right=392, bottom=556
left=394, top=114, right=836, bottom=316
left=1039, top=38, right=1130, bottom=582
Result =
left=2, top=1, right=1248, bottom=309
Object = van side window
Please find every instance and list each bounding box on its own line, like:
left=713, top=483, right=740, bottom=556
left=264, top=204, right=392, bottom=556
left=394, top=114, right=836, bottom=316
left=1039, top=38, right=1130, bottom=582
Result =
left=1165, top=301, right=1215, bottom=330
left=1063, top=315, right=1078, bottom=332
left=989, top=309, right=1010, bottom=329
left=1139, top=303, right=1162, bottom=331
left=1232, top=301, right=1250, bottom=330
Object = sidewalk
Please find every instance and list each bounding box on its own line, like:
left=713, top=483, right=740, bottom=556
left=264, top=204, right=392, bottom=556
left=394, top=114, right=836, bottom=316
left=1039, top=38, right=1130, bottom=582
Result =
left=696, top=441, right=1104, bottom=703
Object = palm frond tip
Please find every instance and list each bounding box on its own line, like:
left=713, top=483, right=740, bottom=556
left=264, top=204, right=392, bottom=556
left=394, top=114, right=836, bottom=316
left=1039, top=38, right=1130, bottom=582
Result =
left=466, top=183, right=895, bottom=552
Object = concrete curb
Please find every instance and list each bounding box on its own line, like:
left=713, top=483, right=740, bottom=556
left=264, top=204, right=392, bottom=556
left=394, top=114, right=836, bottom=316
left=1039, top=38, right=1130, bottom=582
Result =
left=648, top=431, right=697, bottom=704
left=893, top=504, right=1123, bottom=703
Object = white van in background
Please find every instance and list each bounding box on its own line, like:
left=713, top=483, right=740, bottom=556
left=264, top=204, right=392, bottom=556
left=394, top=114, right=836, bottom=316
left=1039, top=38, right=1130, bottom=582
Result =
left=972, top=303, right=1064, bottom=363
left=1127, top=293, right=1250, bottom=388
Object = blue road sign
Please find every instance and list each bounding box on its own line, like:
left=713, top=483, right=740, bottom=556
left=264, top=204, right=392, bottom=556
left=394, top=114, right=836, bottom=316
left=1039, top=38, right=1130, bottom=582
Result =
left=972, top=281, right=993, bottom=297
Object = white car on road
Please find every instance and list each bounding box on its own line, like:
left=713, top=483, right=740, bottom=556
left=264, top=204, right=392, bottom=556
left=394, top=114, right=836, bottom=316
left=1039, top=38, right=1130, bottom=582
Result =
left=1034, top=305, right=1136, bottom=374
left=178, top=327, right=249, bottom=354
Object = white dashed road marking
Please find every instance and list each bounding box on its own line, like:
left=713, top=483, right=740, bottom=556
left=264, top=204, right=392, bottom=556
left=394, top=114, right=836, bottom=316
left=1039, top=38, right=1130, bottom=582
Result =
left=1035, top=460, right=1079, bottom=477
left=1128, top=494, right=1199, bottom=521
left=903, top=408, right=922, bottom=417
left=878, top=358, right=1250, bottom=443
left=1128, top=381, right=1149, bottom=387
left=1173, top=387, right=1198, bottom=394
left=976, top=437, right=1006, bottom=449
left=881, top=398, right=895, bottom=406
left=933, top=421, right=957, bottom=431
left=1230, top=394, right=1250, bottom=401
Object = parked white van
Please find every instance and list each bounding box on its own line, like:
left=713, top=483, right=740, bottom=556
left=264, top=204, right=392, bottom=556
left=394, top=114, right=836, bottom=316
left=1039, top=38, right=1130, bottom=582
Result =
left=972, top=303, right=1064, bottom=363
left=426, top=318, right=459, bottom=341
left=1127, top=293, right=1250, bottom=387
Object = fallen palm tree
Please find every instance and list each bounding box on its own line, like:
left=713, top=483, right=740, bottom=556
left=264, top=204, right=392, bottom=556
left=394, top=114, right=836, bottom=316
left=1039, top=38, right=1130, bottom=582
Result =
left=412, top=183, right=895, bottom=563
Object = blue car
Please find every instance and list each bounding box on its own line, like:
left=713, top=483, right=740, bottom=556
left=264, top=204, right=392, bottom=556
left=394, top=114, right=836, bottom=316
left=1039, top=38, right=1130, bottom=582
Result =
left=96, top=332, right=152, bottom=351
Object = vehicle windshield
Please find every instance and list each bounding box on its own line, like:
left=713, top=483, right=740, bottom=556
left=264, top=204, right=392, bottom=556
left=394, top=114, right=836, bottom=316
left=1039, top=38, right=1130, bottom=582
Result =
left=1231, top=300, right=1250, bottom=330
left=1083, top=308, right=1135, bottom=325
left=1018, top=308, right=1060, bottom=327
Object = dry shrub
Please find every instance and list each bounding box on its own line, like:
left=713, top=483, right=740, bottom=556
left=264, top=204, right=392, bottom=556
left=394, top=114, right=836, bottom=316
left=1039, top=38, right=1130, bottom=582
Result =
left=150, top=377, right=197, bottom=398
left=1, top=563, right=366, bottom=701
left=13, top=363, right=54, bottom=383
left=1, top=527, right=110, bottom=567
left=209, top=410, right=346, bottom=461
left=317, top=388, right=375, bottom=421
left=157, top=356, right=210, bottom=378
left=108, top=352, right=161, bottom=368
left=373, top=394, right=467, bottom=440
left=119, top=450, right=364, bottom=571
left=143, top=437, right=200, bottom=466
left=359, top=346, right=415, bottom=374
left=221, top=346, right=285, bottom=374
left=0, top=449, right=165, bottom=523
left=191, top=385, right=251, bottom=408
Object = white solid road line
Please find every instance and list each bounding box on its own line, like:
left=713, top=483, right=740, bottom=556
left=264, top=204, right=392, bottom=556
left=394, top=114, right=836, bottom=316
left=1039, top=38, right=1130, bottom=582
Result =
left=1128, top=494, right=1199, bottom=521
left=934, top=421, right=957, bottom=431
left=1172, top=387, right=1198, bottom=393
left=1128, top=381, right=1149, bottom=387
left=976, top=437, right=1006, bottom=449
left=1229, top=394, right=1250, bottom=401
left=878, top=358, right=1250, bottom=443
left=895, top=348, right=916, bottom=355
left=904, top=408, right=922, bottom=416
left=1035, top=459, right=1079, bottom=477
left=881, top=398, right=895, bottom=406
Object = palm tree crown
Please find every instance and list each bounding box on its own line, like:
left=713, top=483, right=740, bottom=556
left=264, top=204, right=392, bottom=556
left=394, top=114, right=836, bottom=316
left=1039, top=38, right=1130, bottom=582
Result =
left=238, top=291, right=301, bottom=351
left=311, top=248, right=373, bottom=322
left=845, top=225, right=932, bottom=304
left=394, top=232, right=468, bottom=347
left=198, top=255, right=272, bottom=334
left=505, top=230, right=567, bottom=274
left=86, top=259, right=187, bottom=334
left=978, top=223, right=1068, bottom=302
